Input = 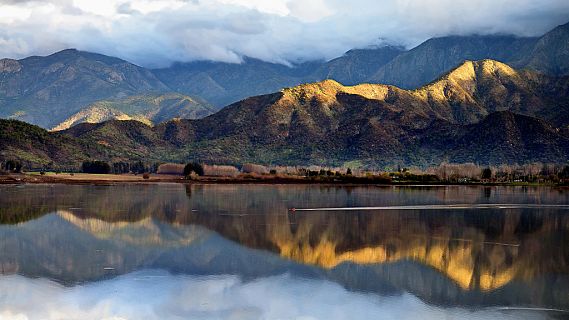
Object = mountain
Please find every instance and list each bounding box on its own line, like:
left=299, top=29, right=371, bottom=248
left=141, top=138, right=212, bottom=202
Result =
left=368, top=35, right=537, bottom=89
left=149, top=60, right=569, bottom=166
left=152, top=57, right=318, bottom=108
left=151, top=46, right=404, bottom=108
left=303, top=46, right=405, bottom=86
left=0, top=49, right=217, bottom=128
left=522, top=22, right=569, bottom=76
left=152, top=21, right=569, bottom=109
left=417, top=111, right=569, bottom=164
left=369, top=22, right=569, bottom=89
left=3, top=59, right=568, bottom=168
left=3, top=21, right=568, bottom=129
left=51, top=93, right=215, bottom=131
left=0, top=119, right=107, bottom=167
left=63, top=119, right=183, bottom=162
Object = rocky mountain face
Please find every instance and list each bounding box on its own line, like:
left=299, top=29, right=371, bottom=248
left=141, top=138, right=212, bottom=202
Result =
left=3, top=59, right=568, bottom=167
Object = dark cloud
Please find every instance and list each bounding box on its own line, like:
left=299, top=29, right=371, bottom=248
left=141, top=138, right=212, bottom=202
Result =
left=0, top=0, right=568, bottom=67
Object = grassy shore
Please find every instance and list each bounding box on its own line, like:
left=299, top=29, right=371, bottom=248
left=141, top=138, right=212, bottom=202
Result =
left=0, top=172, right=563, bottom=186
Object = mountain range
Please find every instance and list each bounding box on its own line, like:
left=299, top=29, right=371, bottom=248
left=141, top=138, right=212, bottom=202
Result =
left=152, top=21, right=569, bottom=108
left=1, top=21, right=568, bottom=131
left=2, top=58, right=569, bottom=168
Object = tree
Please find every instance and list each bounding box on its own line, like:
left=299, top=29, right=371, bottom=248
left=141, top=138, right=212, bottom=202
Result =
left=113, top=162, right=130, bottom=174
left=130, top=161, right=147, bottom=174
left=5, top=160, right=22, bottom=173
left=560, top=166, right=569, bottom=179
left=481, top=167, right=492, bottom=180
left=82, top=161, right=111, bottom=174
left=184, top=162, right=204, bottom=176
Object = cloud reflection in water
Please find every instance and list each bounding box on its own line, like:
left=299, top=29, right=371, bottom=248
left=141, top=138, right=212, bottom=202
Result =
left=0, top=270, right=549, bottom=320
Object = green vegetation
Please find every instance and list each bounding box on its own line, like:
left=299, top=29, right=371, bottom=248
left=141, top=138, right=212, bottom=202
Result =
left=2, top=58, right=569, bottom=170
left=3, top=160, right=22, bottom=173
left=82, top=161, right=111, bottom=174
left=184, top=162, right=204, bottom=177
left=482, top=167, right=492, bottom=180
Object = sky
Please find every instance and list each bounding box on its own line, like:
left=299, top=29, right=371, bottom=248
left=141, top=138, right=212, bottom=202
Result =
left=0, top=0, right=568, bottom=67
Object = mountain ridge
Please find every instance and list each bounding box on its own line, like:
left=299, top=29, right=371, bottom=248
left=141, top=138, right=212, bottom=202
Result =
left=2, top=59, right=568, bottom=168
left=2, top=21, right=568, bottom=129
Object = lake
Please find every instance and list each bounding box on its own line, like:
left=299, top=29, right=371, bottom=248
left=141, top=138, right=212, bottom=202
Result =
left=0, top=184, right=568, bottom=319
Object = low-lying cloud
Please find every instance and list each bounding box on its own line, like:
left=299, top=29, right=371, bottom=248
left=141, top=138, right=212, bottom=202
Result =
left=0, top=270, right=550, bottom=320
left=0, top=0, right=568, bottom=67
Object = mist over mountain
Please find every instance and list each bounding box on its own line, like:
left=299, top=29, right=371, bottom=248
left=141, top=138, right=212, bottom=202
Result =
left=151, top=46, right=403, bottom=107
left=152, top=21, right=569, bottom=108
left=1, top=21, right=568, bottom=130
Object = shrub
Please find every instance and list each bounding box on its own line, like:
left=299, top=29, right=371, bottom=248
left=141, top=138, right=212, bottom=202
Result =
left=142, top=173, right=150, bottom=179
left=157, top=163, right=185, bottom=175
left=481, top=167, right=492, bottom=179
left=242, top=163, right=269, bottom=174
left=82, top=161, right=111, bottom=174
left=113, top=162, right=130, bottom=174
left=269, top=169, right=277, bottom=175
left=203, top=164, right=239, bottom=177
left=130, top=161, right=147, bottom=174
left=184, top=162, right=204, bottom=176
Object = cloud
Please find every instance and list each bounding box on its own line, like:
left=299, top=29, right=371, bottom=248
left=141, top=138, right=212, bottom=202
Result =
left=0, top=0, right=568, bottom=67
left=0, top=270, right=547, bottom=320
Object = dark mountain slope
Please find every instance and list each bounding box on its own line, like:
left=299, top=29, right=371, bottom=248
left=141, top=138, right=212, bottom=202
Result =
left=368, top=35, right=537, bottom=89
left=417, top=111, right=569, bottom=164
left=151, top=47, right=403, bottom=108
left=64, top=120, right=182, bottom=161
left=309, top=46, right=405, bottom=85
left=0, top=119, right=106, bottom=166
left=522, top=22, right=569, bottom=76
left=152, top=57, right=315, bottom=108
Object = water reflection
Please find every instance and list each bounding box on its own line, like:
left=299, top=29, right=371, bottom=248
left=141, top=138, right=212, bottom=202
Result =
left=1, top=184, right=569, bottom=317
left=0, top=271, right=551, bottom=320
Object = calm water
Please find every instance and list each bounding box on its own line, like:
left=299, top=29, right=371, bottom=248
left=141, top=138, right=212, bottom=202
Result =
left=1, top=184, right=569, bottom=319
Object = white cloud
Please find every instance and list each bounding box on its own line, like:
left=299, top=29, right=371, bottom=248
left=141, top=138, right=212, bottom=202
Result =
left=0, top=0, right=568, bottom=67
left=0, top=270, right=548, bottom=320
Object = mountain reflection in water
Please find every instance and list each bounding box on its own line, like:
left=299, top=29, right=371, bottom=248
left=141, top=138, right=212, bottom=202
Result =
left=0, top=184, right=568, bottom=318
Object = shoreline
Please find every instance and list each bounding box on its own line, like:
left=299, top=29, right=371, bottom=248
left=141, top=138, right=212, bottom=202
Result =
left=0, top=173, right=563, bottom=187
